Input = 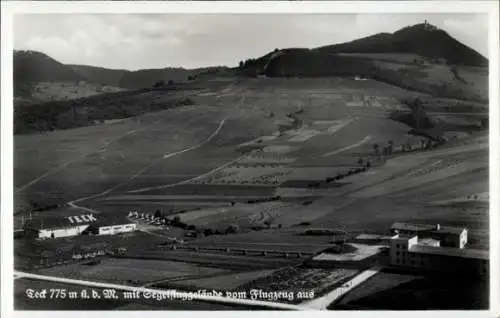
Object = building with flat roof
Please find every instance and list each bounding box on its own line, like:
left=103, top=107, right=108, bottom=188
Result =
left=389, top=233, right=488, bottom=276
left=390, top=222, right=467, bottom=248
left=83, top=220, right=137, bottom=236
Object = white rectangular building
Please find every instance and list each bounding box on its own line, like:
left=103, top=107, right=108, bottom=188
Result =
left=389, top=233, right=488, bottom=276
left=24, top=214, right=97, bottom=239
left=96, top=223, right=137, bottom=235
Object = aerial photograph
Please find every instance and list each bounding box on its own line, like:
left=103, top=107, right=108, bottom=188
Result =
left=11, top=12, right=490, bottom=310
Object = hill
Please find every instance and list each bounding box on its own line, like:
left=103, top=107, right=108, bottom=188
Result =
left=68, top=64, right=128, bottom=87
left=237, top=23, right=488, bottom=102
left=14, top=50, right=87, bottom=84
left=13, top=50, right=234, bottom=105
left=316, top=23, right=488, bottom=67
left=14, top=50, right=88, bottom=98
left=117, top=66, right=231, bottom=89
left=117, top=67, right=193, bottom=89
left=14, top=85, right=197, bottom=134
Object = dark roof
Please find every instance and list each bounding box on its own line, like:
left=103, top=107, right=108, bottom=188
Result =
left=24, top=213, right=132, bottom=230
left=24, top=217, right=92, bottom=230
left=87, top=214, right=135, bottom=228
left=409, top=245, right=488, bottom=260
left=392, top=234, right=418, bottom=240
left=391, top=222, right=465, bottom=235
left=89, top=218, right=135, bottom=228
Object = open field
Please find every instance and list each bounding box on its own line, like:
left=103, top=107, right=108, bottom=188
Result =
left=373, top=60, right=487, bottom=101
left=29, top=81, right=124, bottom=103
left=122, top=250, right=301, bottom=271
left=15, top=76, right=485, bottom=207
left=35, top=258, right=228, bottom=285
left=15, top=77, right=488, bottom=234
left=158, top=269, right=276, bottom=291
left=337, top=53, right=426, bottom=64
left=15, top=102, right=232, bottom=209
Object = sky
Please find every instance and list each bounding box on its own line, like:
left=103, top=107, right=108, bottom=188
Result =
left=14, top=13, right=489, bottom=70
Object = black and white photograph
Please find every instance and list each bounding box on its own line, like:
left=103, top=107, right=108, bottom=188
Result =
left=1, top=1, right=499, bottom=315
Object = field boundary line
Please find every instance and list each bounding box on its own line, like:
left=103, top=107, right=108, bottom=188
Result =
left=322, top=136, right=372, bottom=158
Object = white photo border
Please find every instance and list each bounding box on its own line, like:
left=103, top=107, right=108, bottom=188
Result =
left=1, top=1, right=499, bottom=318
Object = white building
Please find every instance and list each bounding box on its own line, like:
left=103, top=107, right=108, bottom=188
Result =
left=24, top=214, right=97, bottom=239
left=94, top=223, right=137, bottom=235
left=390, top=222, right=467, bottom=248
left=24, top=213, right=136, bottom=239
left=389, top=234, right=488, bottom=276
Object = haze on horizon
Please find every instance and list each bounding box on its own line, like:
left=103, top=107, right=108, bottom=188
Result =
left=14, top=13, right=489, bottom=71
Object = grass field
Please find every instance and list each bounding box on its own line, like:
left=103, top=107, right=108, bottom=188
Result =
left=161, top=269, right=276, bottom=291
left=123, top=250, right=300, bottom=271
left=32, top=81, right=124, bottom=102
left=15, top=81, right=125, bottom=106
left=337, top=53, right=427, bottom=64
left=35, top=258, right=228, bottom=285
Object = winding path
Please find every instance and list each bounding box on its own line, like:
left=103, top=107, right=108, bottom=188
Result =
left=67, top=116, right=228, bottom=213
left=322, top=136, right=372, bottom=157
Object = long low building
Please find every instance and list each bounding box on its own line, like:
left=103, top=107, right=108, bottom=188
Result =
left=83, top=221, right=137, bottom=236
left=24, top=213, right=136, bottom=239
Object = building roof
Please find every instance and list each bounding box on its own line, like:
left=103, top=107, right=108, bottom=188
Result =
left=418, top=238, right=440, bottom=246
left=24, top=217, right=93, bottom=230
left=391, top=222, right=465, bottom=235
left=85, top=215, right=135, bottom=228
left=409, top=245, right=488, bottom=260
left=24, top=213, right=132, bottom=230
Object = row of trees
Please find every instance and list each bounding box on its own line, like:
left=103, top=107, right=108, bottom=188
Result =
left=153, top=80, right=175, bottom=88
left=308, top=160, right=373, bottom=189
left=15, top=88, right=193, bottom=134
left=152, top=209, right=245, bottom=238
left=373, top=141, right=394, bottom=157
left=238, top=49, right=280, bottom=69
left=372, top=137, right=438, bottom=158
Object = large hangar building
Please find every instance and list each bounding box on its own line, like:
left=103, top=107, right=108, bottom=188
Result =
left=24, top=213, right=136, bottom=239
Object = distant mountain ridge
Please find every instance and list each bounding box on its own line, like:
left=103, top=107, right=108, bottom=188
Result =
left=14, top=50, right=87, bottom=84
left=14, top=50, right=226, bottom=92
left=238, top=22, right=487, bottom=76
left=67, top=64, right=128, bottom=87
left=316, top=23, right=487, bottom=66
left=14, top=22, right=488, bottom=101
left=234, top=23, right=488, bottom=102
left=117, top=67, right=193, bottom=89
